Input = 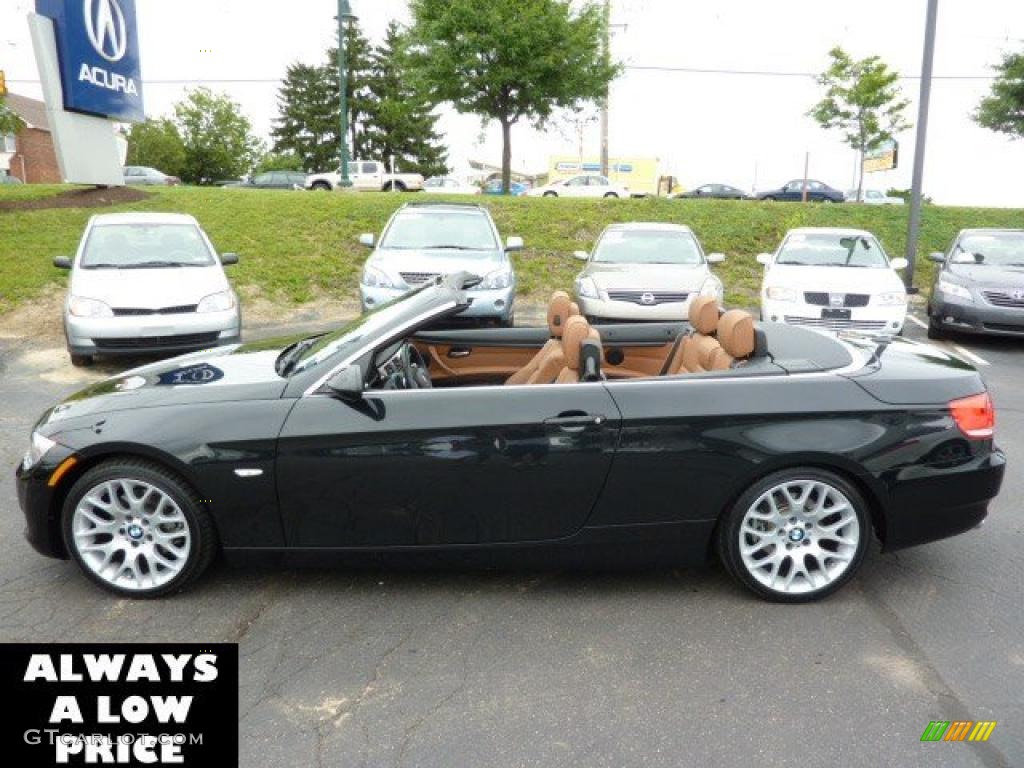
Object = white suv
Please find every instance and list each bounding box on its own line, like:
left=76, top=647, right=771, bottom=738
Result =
left=758, top=228, right=908, bottom=335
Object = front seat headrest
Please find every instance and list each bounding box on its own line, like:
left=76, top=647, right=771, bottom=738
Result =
left=548, top=291, right=574, bottom=337
left=718, top=310, right=756, bottom=359
left=561, top=315, right=590, bottom=371
left=689, top=296, right=720, bottom=335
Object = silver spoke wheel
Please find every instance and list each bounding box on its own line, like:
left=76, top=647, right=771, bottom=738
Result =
left=738, top=478, right=860, bottom=596
left=71, top=478, right=192, bottom=592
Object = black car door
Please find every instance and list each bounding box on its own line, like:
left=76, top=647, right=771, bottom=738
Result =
left=276, top=383, right=621, bottom=547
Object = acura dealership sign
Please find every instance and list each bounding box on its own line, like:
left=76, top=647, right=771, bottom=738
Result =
left=35, top=0, right=144, bottom=122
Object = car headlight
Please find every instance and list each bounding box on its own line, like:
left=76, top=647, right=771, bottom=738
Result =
left=575, top=276, right=600, bottom=299
left=68, top=296, right=113, bottom=318
left=765, top=286, right=799, bottom=302
left=937, top=279, right=972, bottom=301
left=874, top=291, right=908, bottom=306
left=196, top=290, right=236, bottom=313
left=699, top=277, right=723, bottom=298
left=476, top=268, right=513, bottom=290
left=362, top=266, right=397, bottom=289
left=22, top=431, right=56, bottom=471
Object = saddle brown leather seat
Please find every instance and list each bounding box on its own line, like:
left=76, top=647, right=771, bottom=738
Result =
left=664, top=296, right=725, bottom=374
left=505, top=291, right=577, bottom=385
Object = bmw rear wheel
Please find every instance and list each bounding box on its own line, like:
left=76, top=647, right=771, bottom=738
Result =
left=717, top=468, right=869, bottom=602
left=63, top=459, right=217, bottom=598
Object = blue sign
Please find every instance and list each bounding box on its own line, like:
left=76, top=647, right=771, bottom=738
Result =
left=36, top=0, right=144, bottom=122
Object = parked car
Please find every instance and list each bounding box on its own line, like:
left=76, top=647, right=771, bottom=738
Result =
left=357, top=202, right=522, bottom=325
left=305, top=160, right=424, bottom=192
left=17, top=274, right=1004, bottom=601
left=422, top=176, right=480, bottom=195
left=573, top=223, right=724, bottom=322
left=527, top=174, right=629, bottom=199
left=0, top=173, right=24, bottom=185
left=52, top=212, right=241, bottom=366
left=223, top=171, right=307, bottom=190
left=482, top=178, right=531, bottom=196
left=757, top=227, right=908, bottom=335
left=757, top=179, right=844, bottom=203
left=123, top=166, right=181, bottom=186
left=845, top=188, right=904, bottom=205
left=677, top=183, right=750, bottom=200
left=926, top=228, right=1024, bottom=339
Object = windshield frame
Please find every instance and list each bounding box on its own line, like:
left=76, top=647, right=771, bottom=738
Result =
left=775, top=232, right=891, bottom=269
left=952, top=233, right=1024, bottom=267
left=78, top=222, right=218, bottom=269
left=591, top=227, right=706, bottom=266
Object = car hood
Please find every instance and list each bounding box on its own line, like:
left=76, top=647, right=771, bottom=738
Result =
left=36, top=337, right=299, bottom=431
left=946, top=263, right=1024, bottom=287
left=763, top=264, right=904, bottom=293
left=370, top=249, right=507, bottom=279
left=583, top=262, right=712, bottom=291
left=69, top=265, right=229, bottom=308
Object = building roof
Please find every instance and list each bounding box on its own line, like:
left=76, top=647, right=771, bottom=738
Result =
left=4, top=93, right=50, bottom=132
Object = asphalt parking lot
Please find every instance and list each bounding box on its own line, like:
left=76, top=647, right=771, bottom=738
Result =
left=0, top=308, right=1020, bottom=767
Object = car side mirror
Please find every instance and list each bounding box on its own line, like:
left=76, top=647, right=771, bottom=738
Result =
left=756, top=253, right=772, bottom=266
left=706, top=252, right=726, bottom=264
left=573, top=250, right=589, bottom=261
left=53, top=256, right=72, bottom=270
left=220, top=252, right=239, bottom=266
left=326, top=365, right=364, bottom=401
left=359, top=233, right=375, bottom=247
left=928, top=251, right=945, bottom=263
left=889, top=257, right=908, bottom=271
left=505, top=236, right=524, bottom=251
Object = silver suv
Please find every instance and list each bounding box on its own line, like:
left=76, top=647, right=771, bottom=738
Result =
left=358, top=203, right=522, bottom=325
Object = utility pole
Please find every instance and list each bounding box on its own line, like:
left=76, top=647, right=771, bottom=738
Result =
left=336, top=0, right=356, bottom=188
left=801, top=151, right=810, bottom=203
left=904, top=0, right=939, bottom=292
left=599, top=0, right=610, bottom=177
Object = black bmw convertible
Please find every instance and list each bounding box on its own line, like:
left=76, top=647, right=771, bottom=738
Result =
left=16, top=275, right=1005, bottom=602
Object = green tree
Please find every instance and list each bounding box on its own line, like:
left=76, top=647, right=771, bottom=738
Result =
left=327, top=21, right=375, bottom=162
left=364, top=22, right=448, bottom=177
left=173, top=88, right=262, bottom=184
left=809, top=47, right=911, bottom=201
left=254, top=150, right=304, bottom=174
left=125, top=118, right=186, bottom=178
left=408, top=0, right=618, bottom=192
left=974, top=51, right=1024, bottom=139
left=270, top=63, right=339, bottom=172
left=0, top=95, right=24, bottom=136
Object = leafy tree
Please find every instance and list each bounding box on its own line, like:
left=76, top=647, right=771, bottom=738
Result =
left=173, top=88, right=262, bottom=184
left=270, top=63, right=339, bottom=172
left=974, top=51, right=1024, bottom=139
left=809, top=47, right=911, bottom=201
left=254, top=151, right=304, bottom=174
left=408, top=0, right=618, bottom=192
left=364, top=22, right=448, bottom=177
left=125, top=118, right=186, bottom=177
left=0, top=96, right=24, bottom=136
left=886, top=187, right=933, bottom=205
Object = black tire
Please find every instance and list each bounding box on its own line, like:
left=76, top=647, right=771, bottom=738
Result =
left=70, top=353, right=93, bottom=367
left=543, top=191, right=557, bottom=198
left=927, top=317, right=944, bottom=340
left=62, top=458, right=218, bottom=598
left=310, top=181, right=331, bottom=191
left=716, top=467, right=870, bottom=603
left=603, top=192, right=619, bottom=198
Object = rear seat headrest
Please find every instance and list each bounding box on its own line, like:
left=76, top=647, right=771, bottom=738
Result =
left=561, top=315, right=590, bottom=370
left=718, top=310, right=756, bottom=359
left=547, top=291, right=574, bottom=337
left=689, top=296, right=720, bottom=335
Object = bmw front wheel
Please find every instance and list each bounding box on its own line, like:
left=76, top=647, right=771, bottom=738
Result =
left=717, top=469, right=869, bottom=602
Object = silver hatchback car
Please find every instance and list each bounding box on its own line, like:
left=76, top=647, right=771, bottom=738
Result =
left=358, top=203, right=522, bottom=325
left=54, top=213, right=241, bottom=366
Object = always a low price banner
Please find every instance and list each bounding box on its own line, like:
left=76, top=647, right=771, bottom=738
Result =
left=1, top=644, right=237, bottom=765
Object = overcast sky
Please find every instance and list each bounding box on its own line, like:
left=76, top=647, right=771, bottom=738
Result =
left=3, top=0, right=1024, bottom=206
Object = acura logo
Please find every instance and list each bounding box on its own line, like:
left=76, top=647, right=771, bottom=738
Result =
left=640, top=292, right=656, bottom=305
left=84, top=0, right=128, bottom=63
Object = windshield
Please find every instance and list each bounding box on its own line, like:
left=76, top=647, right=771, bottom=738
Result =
left=776, top=233, right=889, bottom=268
left=593, top=229, right=703, bottom=265
left=81, top=224, right=216, bottom=268
left=378, top=210, right=498, bottom=252
left=954, top=234, right=1024, bottom=267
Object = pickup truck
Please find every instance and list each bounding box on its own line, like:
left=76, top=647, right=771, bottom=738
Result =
left=305, top=160, right=425, bottom=192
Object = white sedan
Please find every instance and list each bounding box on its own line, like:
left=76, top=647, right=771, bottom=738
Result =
left=422, top=176, right=480, bottom=195
left=528, top=174, right=629, bottom=199
left=758, top=227, right=908, bottom=335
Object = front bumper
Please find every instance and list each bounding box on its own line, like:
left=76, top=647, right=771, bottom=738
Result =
left=66, top=309, right=241, bottom=356
left=577, top=296, right=695, bottom=322
left=929, top=291, right=1024, bottom=336
left=762, top=299, right=906, bottom=335
left=361, top=285, right=515, bottom=320
left=15, top=444, right=77, bottom=560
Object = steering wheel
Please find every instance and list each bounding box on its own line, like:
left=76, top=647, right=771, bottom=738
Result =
left=401, top=343, right=432, bottom=389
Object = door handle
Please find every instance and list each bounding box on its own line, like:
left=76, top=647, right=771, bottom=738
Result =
left=447, top=348, right=471, bottom=358
left=544, top=413, right=606, bottom=430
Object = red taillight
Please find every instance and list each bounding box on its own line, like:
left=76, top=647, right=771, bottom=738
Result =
left=950, top=392, right=995, bottom=439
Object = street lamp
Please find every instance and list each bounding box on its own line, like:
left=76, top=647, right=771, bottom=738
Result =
left=336, top=0, right=357, bottom=188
